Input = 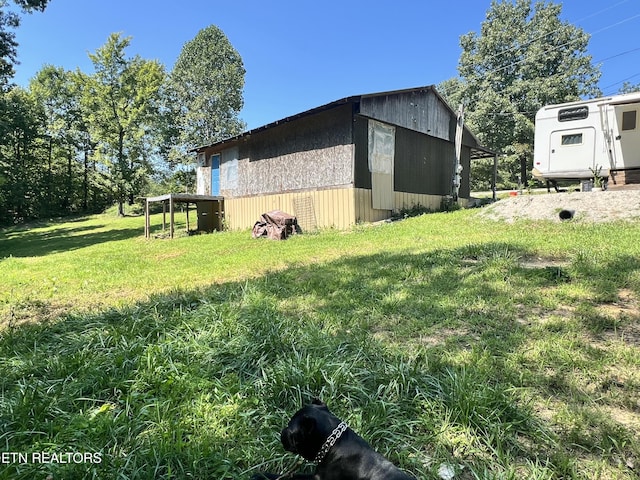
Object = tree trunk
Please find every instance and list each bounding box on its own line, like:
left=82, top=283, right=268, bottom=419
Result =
left=15, top=133, right=23, bottom=221
left=65, top=148, right=72, bottom=212
left=82, top=148, right=89, bottom=211
left=118, top=128, right=126, bottom=216
left=47, top=136, right=53, bottom=210
left=520, top=155, right=529, bottom=188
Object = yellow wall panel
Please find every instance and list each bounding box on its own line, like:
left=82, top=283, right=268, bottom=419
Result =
left=224, top=188, right=446, bottom=231
left=225, top=188, right=356, bottom=231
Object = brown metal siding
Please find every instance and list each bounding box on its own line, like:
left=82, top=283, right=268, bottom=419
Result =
left=394, top=126, right=455, bottom=196
left=355, top=117, right=460, bottom=197
left=359, top=88, right=456, bottom=142
left=459, top=147, right=472, bottom=199
left=353, top=115, right=371, bottom=189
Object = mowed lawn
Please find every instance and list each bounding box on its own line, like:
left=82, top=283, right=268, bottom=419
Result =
left=1, top=208, right=639, bottom=479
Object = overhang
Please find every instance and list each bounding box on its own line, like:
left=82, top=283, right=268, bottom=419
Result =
left=470, top=145, right=497, bottom=160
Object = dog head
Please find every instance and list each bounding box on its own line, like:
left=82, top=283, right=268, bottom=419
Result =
left=280, top=399, right=343, bottom=462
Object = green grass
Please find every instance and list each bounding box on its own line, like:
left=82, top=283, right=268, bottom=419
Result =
left=1, top=209, right=639, bottom=479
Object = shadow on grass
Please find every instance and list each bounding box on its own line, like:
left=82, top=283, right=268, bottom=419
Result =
left=0, top=222, right=142, bottom=258
left=0, top=243, right=639, bottom=479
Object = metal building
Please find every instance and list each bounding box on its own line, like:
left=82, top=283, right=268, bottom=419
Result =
left=193, top=86, right=494, bottom=231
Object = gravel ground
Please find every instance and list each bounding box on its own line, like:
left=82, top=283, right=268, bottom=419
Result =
left=478, top=189, right=640, bottom=223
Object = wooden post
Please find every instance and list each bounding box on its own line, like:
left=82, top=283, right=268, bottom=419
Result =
left=453, top=104, right=465, bottom=201
left=492, top=154, right=498, bottom=201
left=216, top=200, right=223, bottom=231
left=162, top=201, right=167, bottom=232
left=186, top=202, right=190, bottom=233
left=169, top=195, right=175, bottom=239
left=144, top=198, right=150, bottom=238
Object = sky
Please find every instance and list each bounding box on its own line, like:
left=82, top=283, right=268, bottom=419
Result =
left=10, top=0, right=640, bottom=130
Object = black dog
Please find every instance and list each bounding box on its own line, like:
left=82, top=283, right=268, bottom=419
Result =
left=252, top=399, right=415, bottom=480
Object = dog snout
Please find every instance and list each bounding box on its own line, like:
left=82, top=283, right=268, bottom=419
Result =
left=280, top=428, right=289, bottom=448
left=280, top=427, right=294, bottom=452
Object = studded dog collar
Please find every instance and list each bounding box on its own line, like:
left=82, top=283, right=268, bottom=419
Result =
left=313, top=421, right=348, bottom=464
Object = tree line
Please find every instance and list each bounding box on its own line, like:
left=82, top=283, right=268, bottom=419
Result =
left=0, top=3, right=244, bottom=224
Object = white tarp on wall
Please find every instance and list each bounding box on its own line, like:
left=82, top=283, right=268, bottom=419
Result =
left=368, top=120, right=395, bottom=209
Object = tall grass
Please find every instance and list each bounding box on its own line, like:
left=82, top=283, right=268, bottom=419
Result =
left=1, top=210, right=639, bottom=479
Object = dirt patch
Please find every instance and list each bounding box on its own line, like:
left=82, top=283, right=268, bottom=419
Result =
left=415, top=327, right=480, bottom=348
left=478, top=190, right=640, bottom=223
left=519, top=256, right=571, bottom=270
left=598, top=289, right=639, bottom=318
left=596, top=289, right=640, bottom=347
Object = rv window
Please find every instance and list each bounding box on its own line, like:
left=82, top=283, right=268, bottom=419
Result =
left=561, top=133, right=583, bottom=146
left=558, top=106, right=589, bottom=122
left=622, top=111, right=637, bottom=131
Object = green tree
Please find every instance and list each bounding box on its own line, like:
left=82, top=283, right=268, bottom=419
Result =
left=439, top=0, right=600, bottom=189
left=30, top=66, right=84, bottom=213
left=167, top=25, right=245, bottom=165
left=0, top=86, right=46, bottom=223
left=82, top=33, right=165, bottom=216
left=0, top=0, right=49, bottom=86
left=619, top=82, right=640, bottom=95
left=29, top=65, right=109, bottom=214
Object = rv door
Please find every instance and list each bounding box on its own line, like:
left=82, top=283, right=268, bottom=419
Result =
left=613, top=106, right=640, bottom=168
left=549, top=127, right=596, bottom=177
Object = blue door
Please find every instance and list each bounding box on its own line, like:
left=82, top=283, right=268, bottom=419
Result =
left=211, top=154, right=220, bottom=196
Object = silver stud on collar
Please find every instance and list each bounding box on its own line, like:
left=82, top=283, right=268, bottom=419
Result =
left=313, top=421, right=348, bottom=464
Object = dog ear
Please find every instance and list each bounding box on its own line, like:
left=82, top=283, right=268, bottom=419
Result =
left=301, top=414, right=317, bottom=434
left=311, top=398, right=326, bottom=408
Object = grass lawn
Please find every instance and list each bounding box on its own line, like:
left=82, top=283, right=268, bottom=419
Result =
left=1, top=208, right=639, bottom=479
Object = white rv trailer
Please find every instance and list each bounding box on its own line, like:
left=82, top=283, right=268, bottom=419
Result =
left=533, top=91, right=640, bottom=186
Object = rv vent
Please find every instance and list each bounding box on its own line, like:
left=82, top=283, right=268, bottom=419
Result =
left=558, top=106, right=589, bottom=122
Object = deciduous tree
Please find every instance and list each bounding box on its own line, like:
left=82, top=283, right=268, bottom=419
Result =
left=30, top=66, right=84, bottom=213
left=0, top=86, right=45, bottom=222
left=82, top=33, right=165, bottom=216
left=439, top=0, right=600, bottom=189
left=619, top=82, right=640, bottom=95
left=167, top=25, right=245, bottom=165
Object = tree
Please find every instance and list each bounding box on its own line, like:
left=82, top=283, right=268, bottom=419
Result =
left=29, top=65, right=106, bottom=214
left=619, top=82, right=640, bottom=95
left=0, top=0, right=49, bottom=86
left=167, top=25, right=245, bottom=166
left=30, top=66, right=79, bottom=213
left=82, top=33, right=165, bottom=216
left=0, top=86, right=46, bottom=223
left=439, top=0, right=601, bottom=189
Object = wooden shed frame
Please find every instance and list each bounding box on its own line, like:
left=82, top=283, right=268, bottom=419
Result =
left=191, top=86, right=495, bottom=231
left=144, top=193, right=223, bottom=239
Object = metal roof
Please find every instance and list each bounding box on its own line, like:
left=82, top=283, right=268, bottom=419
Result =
left=191, top=85, right=495, bottom=158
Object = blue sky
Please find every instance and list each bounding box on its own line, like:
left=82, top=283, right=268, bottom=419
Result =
left=11, top=0, right=640, bottom=130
